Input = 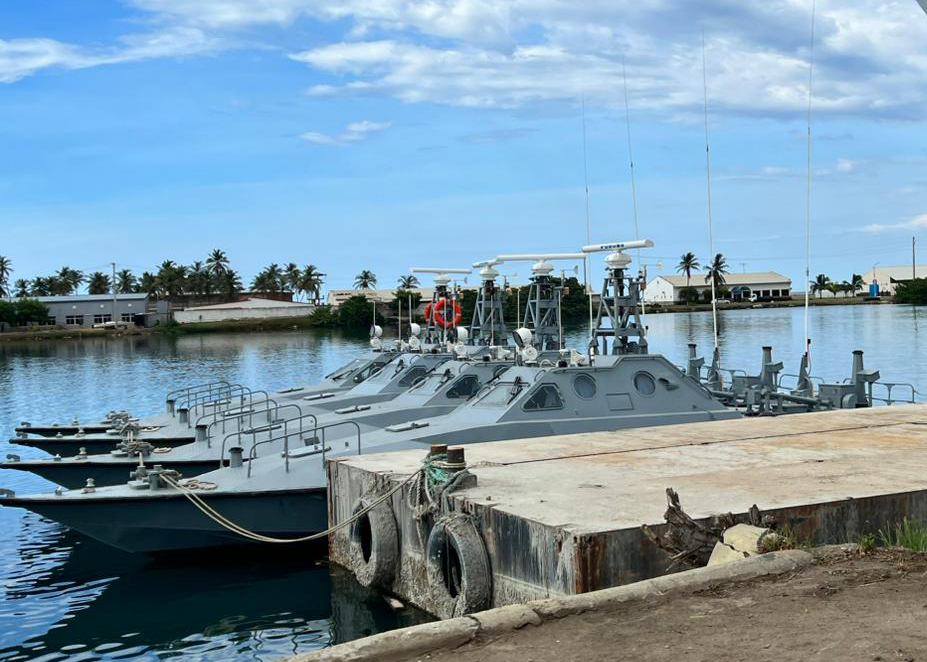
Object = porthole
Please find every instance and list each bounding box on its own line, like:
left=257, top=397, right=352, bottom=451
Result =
left=573, top=374, right=597, bottom=399
left=633, top=371, right=656, bottom=396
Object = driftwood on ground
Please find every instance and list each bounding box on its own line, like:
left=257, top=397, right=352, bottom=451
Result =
left=641, top=488, right=775, bottom=570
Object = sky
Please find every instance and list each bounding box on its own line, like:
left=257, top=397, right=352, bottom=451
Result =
left=1, top=0, right=926, bottom=293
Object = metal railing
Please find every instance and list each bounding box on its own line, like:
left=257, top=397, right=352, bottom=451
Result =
left=192, top=390, right=278, bottom=436
left=165, top=381, right=232, bottom=411
left=235, top=419, right=364, bottom=477
left=219, top=407, right=319, bottom=469
left=178, top=384, right=249, bottom=414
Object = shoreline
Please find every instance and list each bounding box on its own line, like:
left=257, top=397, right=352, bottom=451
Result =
left=0, top=297, right=899, bottom=342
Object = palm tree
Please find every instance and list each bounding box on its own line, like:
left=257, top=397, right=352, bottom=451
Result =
left=138, top=272, right=158, bottom=296
left=206, top=249, right=229, bottom=277
left=116, top=269, right=137, bottom=294
left=187, top=261, right=210, bottom=297
left=299, top=265, right=324, bottom=305
left=54, top=267, right=83, bottom=295
left=810, top=274, right=831, bottom=298
left=704, top=253, right=729, bottom=292
left=30, top=277, right=52, bottom=296
left=156, top=260, right=187, bottom=299
left=0, top=256, right=11, bottom=297
left=851, top=274, right=864, bottom=295
left=397, top=274, right=420, bottom=290
left=676, top=252, right=700, bottom=289
left=218, top=269, right=243, bottom=301
left=284, top=262, right=302, bottom=298
left=354, top=270, right=377, bottom=290
left=87, top=271, right=111, bottom=295
left=13, top=279, right=29, bottom=298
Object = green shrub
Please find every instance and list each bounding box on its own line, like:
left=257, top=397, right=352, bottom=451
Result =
left=894, top=278, right=927, bottom=305
left=879, top=518, right=927, bottom=551
left=338, top=295, right=386, bottom=329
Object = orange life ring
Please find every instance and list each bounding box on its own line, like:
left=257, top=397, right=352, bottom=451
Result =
left=423, top=302, right=434, bottom=324
left=433, top=298, right=462, bottom=328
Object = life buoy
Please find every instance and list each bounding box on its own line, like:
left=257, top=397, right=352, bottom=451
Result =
left=432, top=298, right=462, bottom=329
left=349, top=496, right=399, bottom=588
left=423, top=302, right=434, bottom=324
left=425, top=514, right=491, bottom=618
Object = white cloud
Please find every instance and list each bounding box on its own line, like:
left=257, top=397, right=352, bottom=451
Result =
left=862, top=213, right=927, bottom=233
left=300, top=120, right=391, bottom=145
left=4, top=0, right=927, bottom=121
left=835, top=158, right=857, bottom=173
left=0, top=28, right=220, bottom=83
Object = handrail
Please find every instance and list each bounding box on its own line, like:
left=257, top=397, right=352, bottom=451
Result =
left=198, top=396, right=285, bottom=447
left=776, top=372, right=826, bottom=389
left=191, top=389, right=274, bottom=433
left=243, top=418, right=360, bottom=477
left=165, top=380, right=231, bottom=403
left=180, top=384, right=251, bottom=413
left=219, top=406, right=318, bottom=468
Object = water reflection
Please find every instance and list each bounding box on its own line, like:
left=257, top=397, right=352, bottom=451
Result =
left=0, top=308, right=924, bottom=661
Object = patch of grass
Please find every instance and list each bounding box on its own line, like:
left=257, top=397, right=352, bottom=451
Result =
left=857, top=532, right=877, bottom=554
left=759, top=525, right=801, bottom=552
left=879, top=518, right=927, bottom=551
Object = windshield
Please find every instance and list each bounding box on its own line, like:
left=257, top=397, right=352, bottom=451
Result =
left=408, top=372, right=445, bottom=395
left=473, top=380, right=524, bottom=408
left=327, top=358, right=367, bottom=381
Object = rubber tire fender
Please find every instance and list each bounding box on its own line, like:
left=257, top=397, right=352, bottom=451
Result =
left=425, top=514, right=491, bottom=618
left=349, top=496, right=399, bottom=589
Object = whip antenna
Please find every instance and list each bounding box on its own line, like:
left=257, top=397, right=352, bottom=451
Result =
left=622, top=57, right=642, bottom=268
left=581, top=96, right=595, bottom=337
left=803, top=0, right=816, bottom=368
left=702, top=33, right=720, bottom=356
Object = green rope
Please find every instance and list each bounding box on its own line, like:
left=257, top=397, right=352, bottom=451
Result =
left=422, top=453, right=451, bottom=486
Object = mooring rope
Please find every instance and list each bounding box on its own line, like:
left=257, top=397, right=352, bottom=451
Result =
left=160, top=468, right=423, bottom=544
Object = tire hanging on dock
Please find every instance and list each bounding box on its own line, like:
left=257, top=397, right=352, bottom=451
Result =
left=425, top=514, right=491, bottom=618
left=349, top=496, right=399, bottom=589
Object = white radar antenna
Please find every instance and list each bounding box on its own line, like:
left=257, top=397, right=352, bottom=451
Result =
left=581, top=240, right=653, bottom=356
left=495, top=253, right=585, bottom=351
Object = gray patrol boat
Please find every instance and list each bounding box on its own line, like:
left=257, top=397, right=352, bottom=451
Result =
left=2, top=241, right=753, bottom=553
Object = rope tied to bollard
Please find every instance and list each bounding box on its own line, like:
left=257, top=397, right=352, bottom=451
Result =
left=159, top=468, right=423, bottom=544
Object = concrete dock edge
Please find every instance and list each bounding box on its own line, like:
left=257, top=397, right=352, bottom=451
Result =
left=287, top=549, right=813, bottom=662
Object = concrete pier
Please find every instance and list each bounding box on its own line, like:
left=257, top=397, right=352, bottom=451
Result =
left=326, top=404, right=927, bottom=617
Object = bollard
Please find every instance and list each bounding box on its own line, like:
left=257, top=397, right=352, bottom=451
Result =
left=229, top=446, right=244, bottom=468
left=430, top=444, right=449, bottom=457
left=178, top=407, right=189, bottom=425
left=195, top=424, right=208, bottom=443
left=166, top=399, right=175, bottom=416
left=445, top=447, right=466, bottom=472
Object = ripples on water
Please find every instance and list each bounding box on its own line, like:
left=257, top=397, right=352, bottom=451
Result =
left=0, top=306, right=924, bottom=661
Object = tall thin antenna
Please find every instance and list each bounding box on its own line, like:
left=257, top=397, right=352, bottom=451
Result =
left=581, top=96, right=595, bottom=338
left=622, top=56, right=645, bottom=317
left=803, top=0, right=816, bottom=367
left=701, top=33, right=720, bottom=353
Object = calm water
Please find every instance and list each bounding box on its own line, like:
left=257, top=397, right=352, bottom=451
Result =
left=1, top=304, right=925, bottom=661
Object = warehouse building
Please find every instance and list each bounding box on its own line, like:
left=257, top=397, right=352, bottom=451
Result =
left=862, top=265, right=927, bottom=296
left=5, top=293, right=168, bottom=328
left=173, top=297, right=315, bottom=324
left=644, top=272, right=792, bottom=304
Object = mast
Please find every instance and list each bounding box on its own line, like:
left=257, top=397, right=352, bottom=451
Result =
left=470, top=259, right=507, bottom=345
left=582, top=240, right=653, bottom=356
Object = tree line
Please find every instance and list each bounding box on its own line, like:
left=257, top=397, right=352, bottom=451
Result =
left=0, top=251, right=325, bottom=303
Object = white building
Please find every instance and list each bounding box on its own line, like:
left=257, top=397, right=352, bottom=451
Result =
left=644, top=272, right=792, bottom=304
left=861, top=265, right=927, bottom=296
left=173, top=298, right=315, bottom=324
left=326, top=287, right=478, bottom=308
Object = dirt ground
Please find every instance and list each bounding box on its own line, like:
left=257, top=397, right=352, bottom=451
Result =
left=408, top=549, right=927, bottom=662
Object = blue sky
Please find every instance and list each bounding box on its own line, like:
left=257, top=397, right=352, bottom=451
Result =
left=1, top=0, right=926, bottom=292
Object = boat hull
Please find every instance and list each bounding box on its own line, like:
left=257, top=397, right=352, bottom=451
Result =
left=0, top=458, right=225, bottom=489
left=3, top=489, right=326, bottom=553
left=9, top=435, right=193, bottom=457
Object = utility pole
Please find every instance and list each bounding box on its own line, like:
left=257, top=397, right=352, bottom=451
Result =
left=111, top=262, right=117, bottom=326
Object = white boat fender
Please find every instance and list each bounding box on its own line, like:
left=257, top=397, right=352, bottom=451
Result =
left=349, top=495, right=399, bottom=589
left=425, top=514, right=491, bottom=618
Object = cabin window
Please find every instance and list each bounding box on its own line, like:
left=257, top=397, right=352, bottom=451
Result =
left=327, top=359, right=366, bottom=381
left=572, top=374, right=597, bottom=399
left=398, top=366, right=428, bottom=387
left=633, top=371, right=656, bottom=396
left=522, top=384, right=564, bottom=411
left=446, top=374, right=481, bottom=399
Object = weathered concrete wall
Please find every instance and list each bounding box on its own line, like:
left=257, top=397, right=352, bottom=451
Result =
left=327, top=405, right=927, bottom=617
